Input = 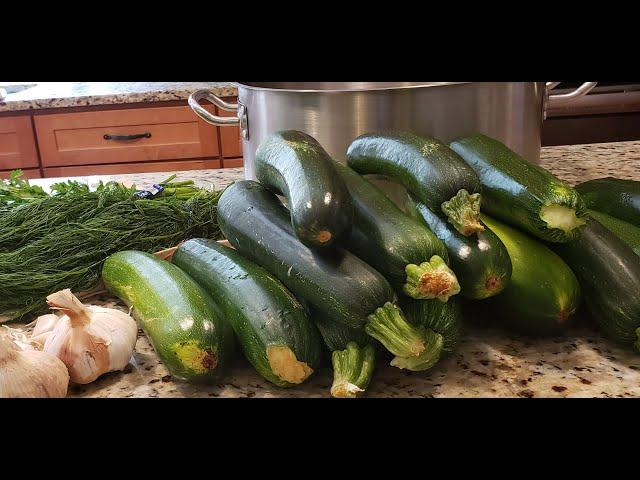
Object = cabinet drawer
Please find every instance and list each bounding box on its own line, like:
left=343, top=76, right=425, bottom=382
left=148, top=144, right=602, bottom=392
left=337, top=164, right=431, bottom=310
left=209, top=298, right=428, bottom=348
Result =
left=1, top=168, right=41, bottom=179
left=35, top=105, right=219, bottom=167
left=217, top=97, right=243, bottom=158
left=43, top=158, right=222, bottom=178
left=0, top=116, right=39, bottom=170
left=222, top=157, right=244, bottom=168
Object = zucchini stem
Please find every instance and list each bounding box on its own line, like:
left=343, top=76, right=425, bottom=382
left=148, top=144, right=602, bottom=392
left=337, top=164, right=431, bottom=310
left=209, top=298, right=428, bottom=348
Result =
left=365, top=302, right=426, bottom=358
left=390, top=328, right=444, bottom=371
left=441, top=189, right=485, bottom=236
left=403, top=256, right=461, bottom=301
left=330, top=342, right=376, bottom=398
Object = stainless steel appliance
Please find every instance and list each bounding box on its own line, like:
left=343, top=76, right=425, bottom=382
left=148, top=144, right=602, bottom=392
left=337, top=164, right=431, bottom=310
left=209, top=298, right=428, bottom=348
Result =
left=546, top=82, right=640, bottom=117
left=189, top=82, right=597, bottom=179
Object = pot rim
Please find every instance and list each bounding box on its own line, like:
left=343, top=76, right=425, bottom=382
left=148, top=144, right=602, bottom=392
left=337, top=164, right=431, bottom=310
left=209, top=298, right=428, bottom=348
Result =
left=234, top=82, right=471, bottom=93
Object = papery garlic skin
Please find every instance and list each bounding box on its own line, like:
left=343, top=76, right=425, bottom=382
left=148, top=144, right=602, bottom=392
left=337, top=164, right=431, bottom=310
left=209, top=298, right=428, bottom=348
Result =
left=0, top=335, right=69, bottom=398
left=43, top=290, right=138, bottom=384
left=2, top=325, right=37, bottom=351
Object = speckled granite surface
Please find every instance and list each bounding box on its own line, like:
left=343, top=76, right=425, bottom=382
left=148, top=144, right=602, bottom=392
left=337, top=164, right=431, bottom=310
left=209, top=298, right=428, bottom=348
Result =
left=540, top=141, right=640, bottom=185
left=0, top=82, right=237, bottom=113
left=64, top=309, right=640, bottom=398
left=19, top=140, right=640, bottom=398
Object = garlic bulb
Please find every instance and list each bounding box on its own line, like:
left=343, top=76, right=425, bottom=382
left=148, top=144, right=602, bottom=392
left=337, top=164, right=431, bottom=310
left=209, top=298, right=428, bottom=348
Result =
left=0, top=334, right=69, bottom=398
left=43, top=289, right=138, bottom=384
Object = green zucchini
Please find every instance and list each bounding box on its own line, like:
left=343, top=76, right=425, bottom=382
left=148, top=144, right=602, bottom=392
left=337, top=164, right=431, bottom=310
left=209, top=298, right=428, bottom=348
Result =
left=334, top=162, right=459, bottom=301
left=400, top=297, right=464, bottom=356
left=576, top=177, right=640, bottom=226
left=312, top=308, right=373, bottom=353
left=587, top=210, right=640, bottom=256
left=480, top=215, right=582, bottom=336
left=405, top=194, right=512, bottom=300
left=102, top=250, right=235, bottom=383
left=255, top=130, right=353, bottom=248
left=172, top=238, right=322, bottom=387
left=217, top=180, right=442, bottom=369
left=346, top=132, right=484, bottom=236
left=553, top=218, right=640, bottom=352
left=450, top=134, right=587, bottom=243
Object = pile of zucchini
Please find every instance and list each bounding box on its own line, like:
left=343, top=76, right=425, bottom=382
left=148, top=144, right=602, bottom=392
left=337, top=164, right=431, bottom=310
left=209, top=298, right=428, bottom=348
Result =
left=101, top=129, right=640, bottom=397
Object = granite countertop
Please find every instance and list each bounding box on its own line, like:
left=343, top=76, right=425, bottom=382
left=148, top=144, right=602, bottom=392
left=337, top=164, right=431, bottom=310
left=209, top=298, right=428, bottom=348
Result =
left=15, top=140, right=640, bottom=398
left=0, top=82, right=237, bottom=113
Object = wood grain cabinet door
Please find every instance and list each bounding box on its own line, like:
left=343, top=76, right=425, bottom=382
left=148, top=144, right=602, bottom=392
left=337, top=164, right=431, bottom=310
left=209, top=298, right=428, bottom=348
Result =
left=0, top=116, right=39, bottom=170
left=35, top=105, right=220, bottom=167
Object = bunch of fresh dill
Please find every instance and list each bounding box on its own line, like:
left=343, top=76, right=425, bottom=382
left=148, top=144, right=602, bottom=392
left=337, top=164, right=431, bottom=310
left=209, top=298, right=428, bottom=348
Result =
left=0, top=175, right=225, bottom=322
left=0, top=181, right=135, bottom=252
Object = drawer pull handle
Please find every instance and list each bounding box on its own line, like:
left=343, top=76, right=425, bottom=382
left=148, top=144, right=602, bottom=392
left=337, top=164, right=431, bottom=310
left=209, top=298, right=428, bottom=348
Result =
left=103, top=132, right=152, bottom=141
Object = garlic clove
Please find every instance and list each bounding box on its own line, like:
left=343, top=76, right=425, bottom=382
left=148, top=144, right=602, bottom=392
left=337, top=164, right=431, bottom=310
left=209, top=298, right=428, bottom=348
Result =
left=0, top=334, right=69, bottom=398
left=32, top=313, right=60, bottom=337
left=29, top=313, right=60, bottom=350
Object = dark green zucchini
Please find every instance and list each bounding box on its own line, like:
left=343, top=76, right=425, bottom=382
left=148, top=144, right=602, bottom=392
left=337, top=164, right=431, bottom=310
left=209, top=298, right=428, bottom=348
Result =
left=334, top=162, right=459, bottom=301
left=346, top=132, right=484, bottom=236
left=480, top=214, right=582, bottom=336
left=255, top=130, right=353, bottom=248
left=312, top=308, right=373, bottom=352
left=172, top=238, right=322, bottom=387
left=576, top=177, right=640, bottom=226
left=102, top=250, right=235, bottom=383
left=553, top=218, right=640, bottom=352
left=588, top=210, right=640, bottom=256
left=218, top=181, right=393, bottom=330
left=400, top=297, right=464, bottom=356
left=405, top=194, right=512, bottom=300
left=217, top=180, right=442, bottom=369
left=450, top=134, right=587, bottom=243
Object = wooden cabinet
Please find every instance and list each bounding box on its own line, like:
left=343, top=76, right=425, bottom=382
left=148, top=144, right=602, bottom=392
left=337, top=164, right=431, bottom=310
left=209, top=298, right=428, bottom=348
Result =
left=1, top=96, right=245, bottom=178
left=35, top=105, right=219, bottom=167
left=43, top=159, right=222, bottom=177
left=0, top=116, right=39, bottom=171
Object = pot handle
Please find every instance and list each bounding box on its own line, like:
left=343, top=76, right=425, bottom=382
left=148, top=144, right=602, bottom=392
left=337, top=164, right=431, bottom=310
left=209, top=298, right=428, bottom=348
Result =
left=188, top=89, right=240, bottom=126
left=546, top=82, right=598, bottom=108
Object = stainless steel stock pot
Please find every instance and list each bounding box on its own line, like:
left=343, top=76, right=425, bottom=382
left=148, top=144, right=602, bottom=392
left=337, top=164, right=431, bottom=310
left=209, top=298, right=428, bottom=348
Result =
left=189, top=82, right=597, bottom=179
